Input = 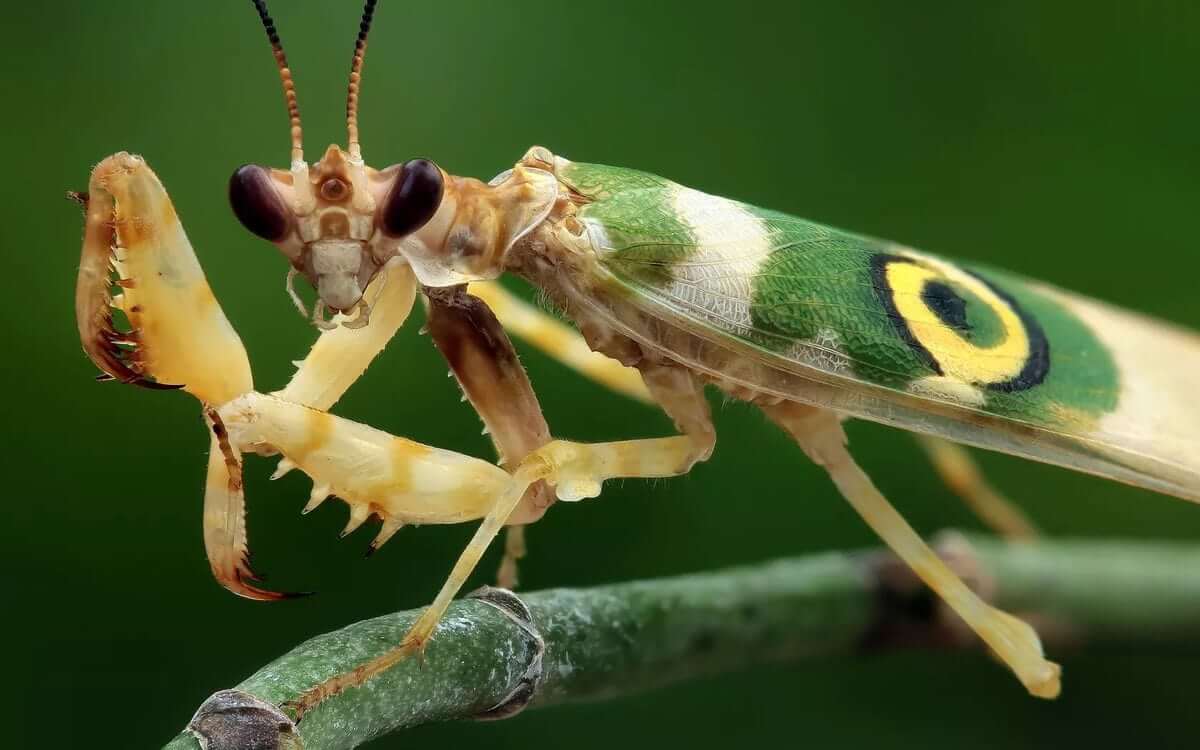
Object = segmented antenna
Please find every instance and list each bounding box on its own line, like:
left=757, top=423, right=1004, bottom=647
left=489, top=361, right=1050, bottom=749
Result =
left=250, top=0, right=305, bottom=164
left=346, top=0, right=379, bottom=161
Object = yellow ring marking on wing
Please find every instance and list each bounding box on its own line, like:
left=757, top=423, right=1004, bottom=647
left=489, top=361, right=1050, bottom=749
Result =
left=886, top=253, right=1030, bottom=386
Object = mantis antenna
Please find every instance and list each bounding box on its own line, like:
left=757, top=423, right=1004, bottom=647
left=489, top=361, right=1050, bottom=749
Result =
left=346, top=0, right=379, bottom=161
left=250, top=0, right=305, bottom=165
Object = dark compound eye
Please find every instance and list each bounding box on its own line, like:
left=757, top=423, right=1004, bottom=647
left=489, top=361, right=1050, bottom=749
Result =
left=379, top=159, right=444, bottom=238
left=229, top=164, right=290, bottom=241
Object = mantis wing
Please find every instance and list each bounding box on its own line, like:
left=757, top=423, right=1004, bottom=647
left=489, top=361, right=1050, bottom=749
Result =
left=554, top=159, right=1200, bottom=500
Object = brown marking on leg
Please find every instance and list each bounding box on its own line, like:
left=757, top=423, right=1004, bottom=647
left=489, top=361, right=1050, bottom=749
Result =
left=497, top=525, right=527, bottom=589
left=201, top=409, right=300, bottom=601
left=425, top=285, right=555, bottom=525
left=289, top=409, right=334, bottom=466
left=206, top=408, right=244, bottom=494
left=360, top=436, right=430, bottom=503
left=113, top=206, right=156, bottom=248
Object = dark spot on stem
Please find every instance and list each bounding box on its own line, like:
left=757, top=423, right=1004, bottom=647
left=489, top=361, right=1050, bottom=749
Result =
left=689, top=629, right=717, bottom=654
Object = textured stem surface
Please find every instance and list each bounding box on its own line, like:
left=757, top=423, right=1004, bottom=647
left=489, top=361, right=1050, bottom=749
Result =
left=163, top=536, right=1200, bottom=750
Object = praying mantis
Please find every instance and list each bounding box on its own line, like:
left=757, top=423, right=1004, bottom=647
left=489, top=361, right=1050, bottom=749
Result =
left=72, top=0, right=1200, bottom=721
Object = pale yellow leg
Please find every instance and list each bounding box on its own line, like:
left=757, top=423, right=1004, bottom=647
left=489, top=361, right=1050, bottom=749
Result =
left=255, top=259, right=418, bottom=486
left=764, top=403, right=1060, bottom=699
left=283, top=432, right=702, bottom=717
left=275, top=259, right=417, bottom=412
left=916, top=435, right=1040, bottom=541
left=497, top=524, right=526, bottom=589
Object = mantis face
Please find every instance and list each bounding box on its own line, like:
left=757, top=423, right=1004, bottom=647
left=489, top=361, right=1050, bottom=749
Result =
left=225, top=0, right=449, bottom=329
left=230, top=145, right=561, bottom=322
left=230, top=145, right=444, bottom=328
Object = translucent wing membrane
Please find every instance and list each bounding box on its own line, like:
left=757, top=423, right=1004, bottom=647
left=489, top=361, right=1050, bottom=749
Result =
left=558, top=160, right=1200, bottom=500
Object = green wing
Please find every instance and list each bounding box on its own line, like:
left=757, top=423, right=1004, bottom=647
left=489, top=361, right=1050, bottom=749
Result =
left=557, top=159, right=1200, bottom=500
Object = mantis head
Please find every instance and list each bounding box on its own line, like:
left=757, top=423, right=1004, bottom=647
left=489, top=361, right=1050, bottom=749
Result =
left=230, top=0, right=558, bottom=329
left=228, top=0, right=444, bottom=329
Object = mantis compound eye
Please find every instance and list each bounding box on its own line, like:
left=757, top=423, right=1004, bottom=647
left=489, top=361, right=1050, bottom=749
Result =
left=229, top=164, right=291, bottom=242
left=379, top=159, right=444, bottom=238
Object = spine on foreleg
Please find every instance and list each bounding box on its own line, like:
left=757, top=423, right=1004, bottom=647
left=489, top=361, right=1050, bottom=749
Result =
left=217, top=393, right=513, bottom=547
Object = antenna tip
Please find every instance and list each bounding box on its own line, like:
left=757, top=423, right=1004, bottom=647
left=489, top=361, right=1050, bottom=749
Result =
left=345, top=0, right=378, bottom=157
left=251, top=0, right=306, bottom=162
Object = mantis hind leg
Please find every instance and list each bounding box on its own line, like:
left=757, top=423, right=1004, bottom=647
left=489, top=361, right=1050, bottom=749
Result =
left=916, top=435, right=1040, bottom=540
left=760, top=401, right=1061, bottom=699
left=471, top=280, right=1037, bottom=540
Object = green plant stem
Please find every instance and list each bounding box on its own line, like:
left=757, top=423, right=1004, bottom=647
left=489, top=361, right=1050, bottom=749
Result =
left=163, top=535, right=1200, bottom=750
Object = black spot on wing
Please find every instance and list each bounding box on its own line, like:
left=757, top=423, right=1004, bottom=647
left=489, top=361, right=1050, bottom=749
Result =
left=921, top=280, right=971, bottom=333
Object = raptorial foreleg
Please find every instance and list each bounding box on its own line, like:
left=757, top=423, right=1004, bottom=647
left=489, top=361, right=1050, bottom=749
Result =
left=73, top=153, right=281, bottom=597
left=273, top=259, right=417, bottom=412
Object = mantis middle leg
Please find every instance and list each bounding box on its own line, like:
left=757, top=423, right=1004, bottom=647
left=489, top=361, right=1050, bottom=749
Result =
left=424, top=284, right=556, bottom=588
left=282, top=361, right=716, bottom=717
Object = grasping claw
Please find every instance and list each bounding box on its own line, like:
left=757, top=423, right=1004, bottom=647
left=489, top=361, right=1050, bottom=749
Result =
left=75, top=153, right=252, bottom=404
left=72, top=153, right=300, bottom=600
left=74, top=179, right=181, bottom=390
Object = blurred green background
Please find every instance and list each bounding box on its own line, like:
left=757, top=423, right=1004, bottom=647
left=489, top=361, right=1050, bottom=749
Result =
left=5, top=1, right=1200, bottom=747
